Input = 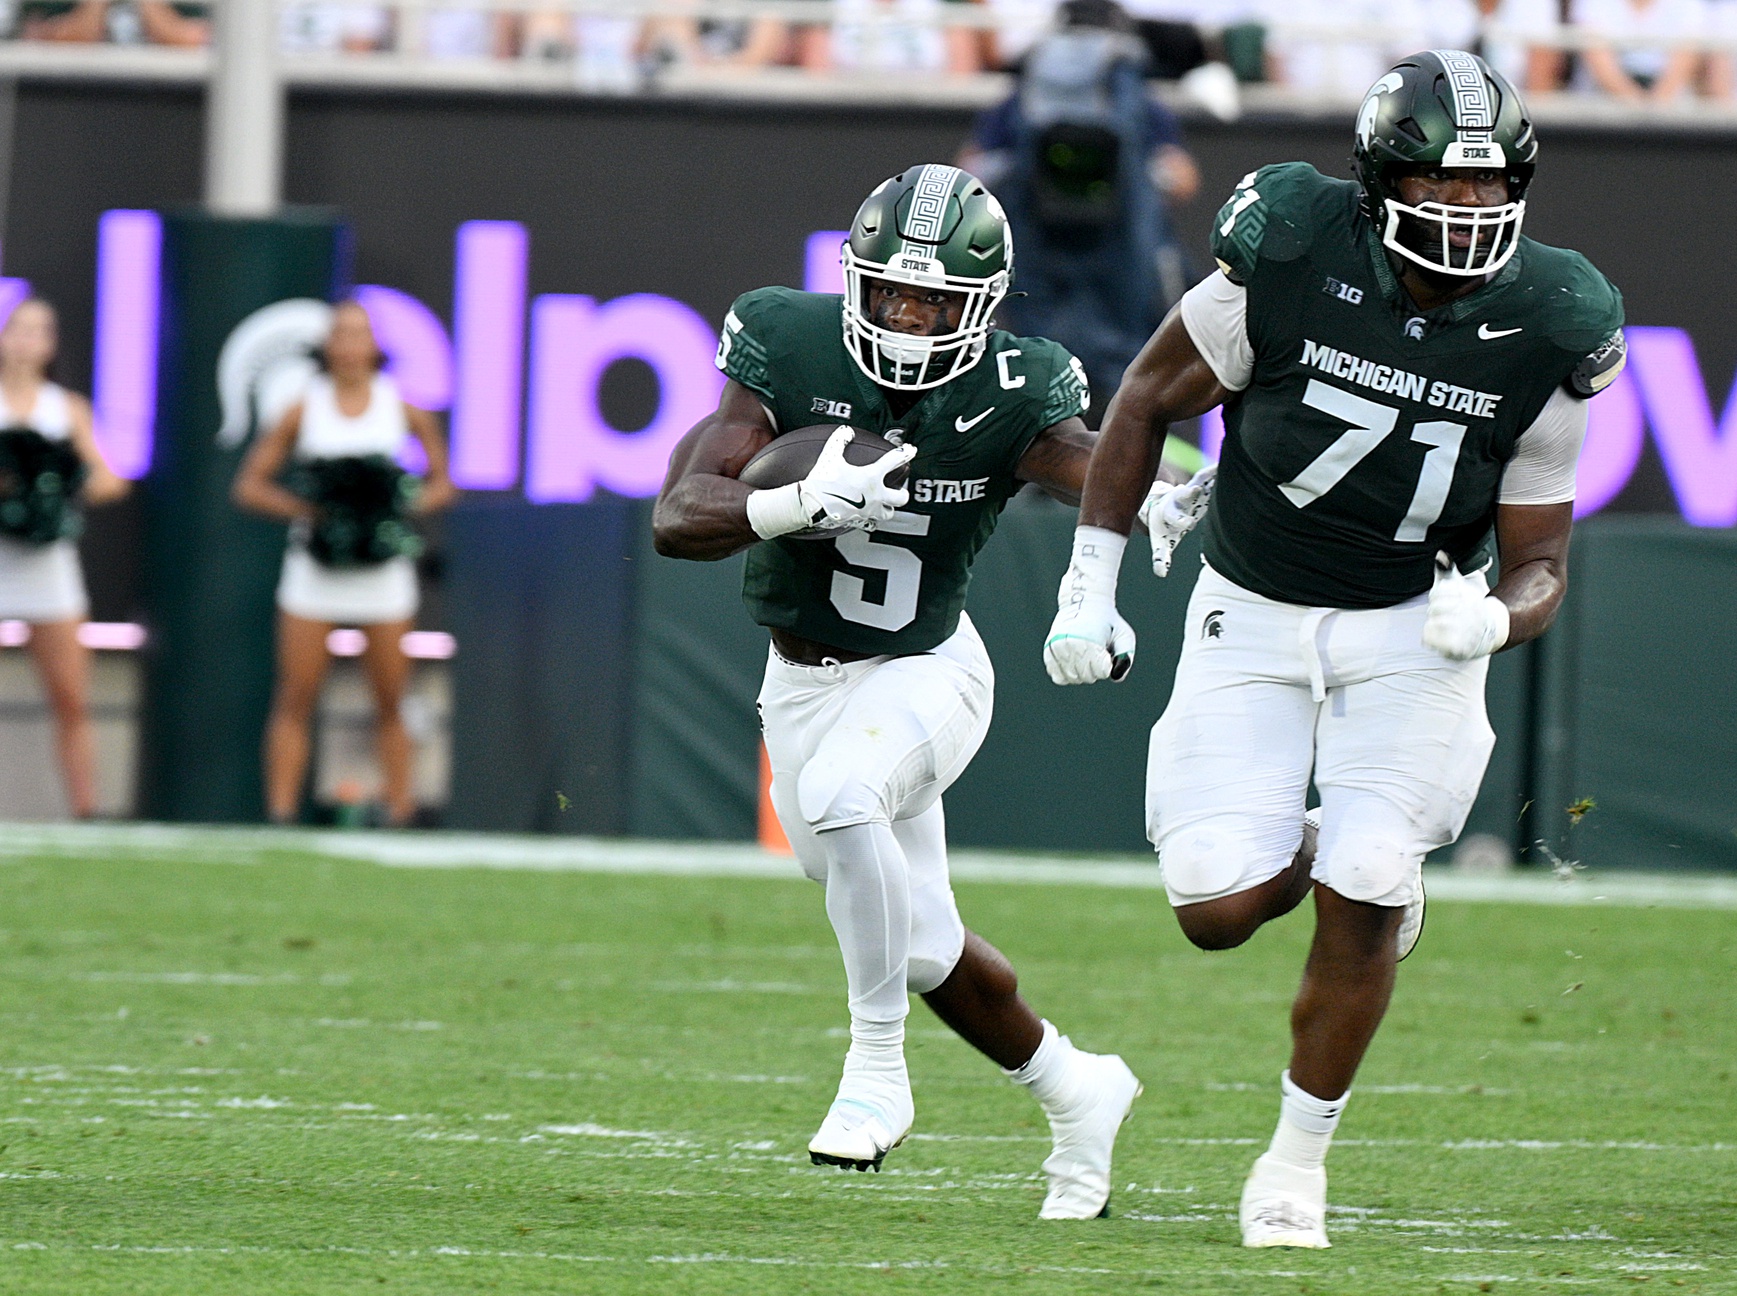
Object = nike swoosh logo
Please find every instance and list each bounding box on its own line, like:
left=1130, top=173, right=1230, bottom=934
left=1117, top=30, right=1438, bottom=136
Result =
left=1478, top=324, right=1523, bottom=340
left=955, top=408, right=995, bottom=433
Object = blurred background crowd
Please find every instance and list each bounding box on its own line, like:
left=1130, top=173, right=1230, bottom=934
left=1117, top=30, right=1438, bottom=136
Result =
left=0, top=0, right=1732, bottom=108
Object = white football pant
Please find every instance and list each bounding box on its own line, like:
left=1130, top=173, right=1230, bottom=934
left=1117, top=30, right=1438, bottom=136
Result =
left=758, top=614, right=991, bottom=1023
left=1149, top=563, right=1495, bottom=910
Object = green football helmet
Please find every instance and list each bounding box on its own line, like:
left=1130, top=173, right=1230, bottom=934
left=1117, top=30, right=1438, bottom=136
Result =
left=1352, top=49, right=1537, bottom=277
left=841, top=164, right=1012, bottom=391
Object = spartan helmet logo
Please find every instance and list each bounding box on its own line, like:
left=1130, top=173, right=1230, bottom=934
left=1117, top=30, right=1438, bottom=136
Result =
left=1356, top=71, right=1405, bottom=148
left=215, top=298, right=335, bottom=448
left=1203, top=610, right=1225, bottom=640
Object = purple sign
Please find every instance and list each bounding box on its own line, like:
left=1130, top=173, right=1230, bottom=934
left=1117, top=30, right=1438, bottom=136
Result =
left=92, top=210, right=162, bottom=479
left=449, top=220, right=528, bottom=491
left=69, top=214, right=1737, bottom=526
left=1620, top=326, right=1737, bottom=527
left=525, top=292, right=723, bottom=503
left=806, top=231, right=848, bottom=296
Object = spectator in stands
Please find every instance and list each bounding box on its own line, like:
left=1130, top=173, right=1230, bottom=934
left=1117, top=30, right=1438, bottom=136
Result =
left=800, top=0, right=983, bottom=74
left=231, top=301, right=457, bottom=828
left=1423, top=0, right=1565, bottom=92
left=278, top=3, right=391, bottom=54
left=960, top=0, right=1195, bottom=415
left=136, top=0, right=208, bottom=46
left=644, top=14, right=791, bottom=69
left=422, top=5, right=513, bottom=59
left=981, top=0, right=1063, bottom=70
left=1573, top=0, right=1705, bottom=101
left=1708, top=0, right=1736, bottom=97
left=15, top=0, right=106, bottom=42
left=0, top=298, right=129, bottom=819
left=520, top=13, right=644, bottom=89
left=1263, top=0, right=1427, bottom=99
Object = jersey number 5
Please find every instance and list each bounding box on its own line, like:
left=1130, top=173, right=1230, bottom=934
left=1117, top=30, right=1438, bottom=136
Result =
left=1282, top=379, right=1468, bottom=542
left=831, top=512, right=929, bottom=632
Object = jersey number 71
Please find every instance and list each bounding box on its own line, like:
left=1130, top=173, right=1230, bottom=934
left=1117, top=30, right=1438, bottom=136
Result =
left=1282, top=379, right=1468, bottom=542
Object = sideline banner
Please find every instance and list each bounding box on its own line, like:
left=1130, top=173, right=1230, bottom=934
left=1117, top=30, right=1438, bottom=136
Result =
left=136, top=209, right=349, bottom=822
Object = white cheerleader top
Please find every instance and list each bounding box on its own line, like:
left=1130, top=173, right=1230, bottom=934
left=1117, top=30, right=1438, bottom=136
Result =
left=6, top=382, right=74, bottom=441
left=295, top=374, right=408, bottom=461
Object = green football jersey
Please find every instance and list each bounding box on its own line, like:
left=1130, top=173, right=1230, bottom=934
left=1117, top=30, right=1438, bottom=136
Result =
left=1203, top=162, right=1625, bottom=609
left=718, top=286, right=1089, bottom=655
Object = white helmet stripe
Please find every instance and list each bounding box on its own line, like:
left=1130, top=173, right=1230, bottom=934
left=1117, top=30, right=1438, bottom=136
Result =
left=901, top=164, right=959, bottom=244
left=1435, top=48, right=1493, bottom=137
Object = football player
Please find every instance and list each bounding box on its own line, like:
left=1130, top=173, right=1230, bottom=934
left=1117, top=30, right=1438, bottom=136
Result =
left=656, top=164, right=1176, bottom=1217
left=1044, top=51, right=1624, bottom=1247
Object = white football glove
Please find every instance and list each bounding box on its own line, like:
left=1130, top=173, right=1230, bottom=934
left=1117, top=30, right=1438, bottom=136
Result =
left=1423, top=552, right=1510, bottom=661
left=1044, top=526, right=1136, bottom=685
left=1138, top=463, right=1216, bottom=577
left=746, top=427, right=917, bottom=539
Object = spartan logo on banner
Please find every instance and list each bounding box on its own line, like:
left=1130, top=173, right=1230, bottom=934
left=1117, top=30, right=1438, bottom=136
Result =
left=215, top=297, right=334, bottom=448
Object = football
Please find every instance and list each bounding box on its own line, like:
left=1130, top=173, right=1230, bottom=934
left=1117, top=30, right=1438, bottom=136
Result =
left=739, top=424, right=909, bottom=539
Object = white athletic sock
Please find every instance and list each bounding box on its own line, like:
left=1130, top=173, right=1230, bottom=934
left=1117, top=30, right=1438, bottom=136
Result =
left=1002, top=1019, right=1077, bottom=1110
left=841, top=1015, right=907, bottom=1089
left=1266, top=1070, right=1349, bottom=1171
left=819, top=820, right=912, bottom=1028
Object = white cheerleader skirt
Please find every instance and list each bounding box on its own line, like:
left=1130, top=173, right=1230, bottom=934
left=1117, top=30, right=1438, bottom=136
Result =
left=0, top=536, right=90, bottom=622
left=276, top=548, right=419, bottom=625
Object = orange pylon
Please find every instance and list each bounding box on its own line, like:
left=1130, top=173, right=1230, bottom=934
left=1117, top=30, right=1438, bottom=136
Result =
left=758, top=742, right=792, bottom=855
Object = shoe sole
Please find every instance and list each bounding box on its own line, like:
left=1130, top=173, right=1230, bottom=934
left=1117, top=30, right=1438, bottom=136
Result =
left=808, top=1131, right=908, bottom=1173
left=1244, top=1233, right=1330, bottom=1249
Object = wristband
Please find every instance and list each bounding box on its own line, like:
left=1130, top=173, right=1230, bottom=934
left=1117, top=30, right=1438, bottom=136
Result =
left=746, top=482, right=812, bottom=540
left=1066, top=526, right=1129, bottom=600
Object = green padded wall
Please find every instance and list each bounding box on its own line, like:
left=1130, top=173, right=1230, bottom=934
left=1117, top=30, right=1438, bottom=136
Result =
left=1530, top=518, right=1737, bottom=872
left=626, top=502, right=765, bottom=841
left=137, top=210, right=350, bottom=822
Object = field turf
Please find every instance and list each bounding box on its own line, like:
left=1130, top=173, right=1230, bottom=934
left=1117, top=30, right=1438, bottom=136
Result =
left=0, top=830, right=1731, bottom=1294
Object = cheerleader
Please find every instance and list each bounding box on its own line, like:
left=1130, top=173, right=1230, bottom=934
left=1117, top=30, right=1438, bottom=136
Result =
left=231, top=300, right=457, bottom=826
left=0, top=298, right=129, bottom=818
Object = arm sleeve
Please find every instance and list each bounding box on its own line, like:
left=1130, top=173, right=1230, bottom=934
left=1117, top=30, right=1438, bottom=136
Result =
left=1178, top=271, right=1254, bottom=393
left=1499, top=386, right=1588, bottom=506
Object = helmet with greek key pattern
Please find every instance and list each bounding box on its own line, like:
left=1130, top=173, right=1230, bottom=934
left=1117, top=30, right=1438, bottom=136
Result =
left=1353, top=50, right=1538, bottom=278
left=841, top=165, right=1013, bottom=391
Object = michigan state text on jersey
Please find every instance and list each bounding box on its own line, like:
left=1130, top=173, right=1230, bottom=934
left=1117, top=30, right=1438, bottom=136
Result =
left=653, top=164, right=1142, bottom=1218
left=1047, top=51, right=1625, bottom=1249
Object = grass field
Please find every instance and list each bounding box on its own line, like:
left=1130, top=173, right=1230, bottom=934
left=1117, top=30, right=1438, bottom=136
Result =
left=0, top=828, right=1731, bottom=1295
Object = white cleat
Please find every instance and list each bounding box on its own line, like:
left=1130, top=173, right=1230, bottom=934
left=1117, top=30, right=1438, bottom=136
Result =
left=1038, top=1051, right=1143, bottom=1219
left=808, top=1090, right=913, bottom=1173
left=1396, top=876, right=1427, bottom=962
left=1240, top=1152, right=1331, bottom=1248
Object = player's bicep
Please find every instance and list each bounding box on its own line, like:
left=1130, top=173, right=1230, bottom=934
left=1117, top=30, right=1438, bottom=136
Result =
left=1112, top=305, right=1234, bottom=429
left=659, top=379, right=777, bottom=489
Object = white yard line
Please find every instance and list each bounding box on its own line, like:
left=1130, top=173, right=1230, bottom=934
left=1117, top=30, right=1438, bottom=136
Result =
left=1, top=821, right=1735, bottom=910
